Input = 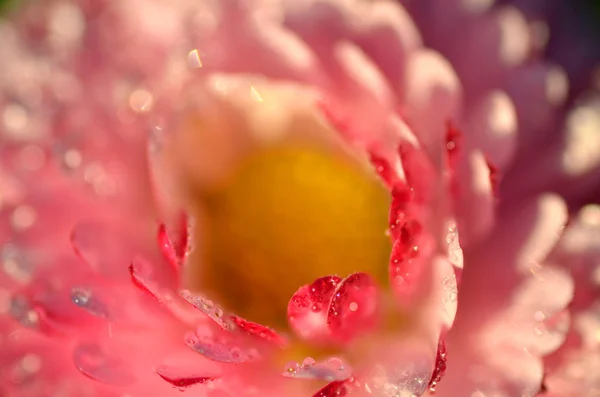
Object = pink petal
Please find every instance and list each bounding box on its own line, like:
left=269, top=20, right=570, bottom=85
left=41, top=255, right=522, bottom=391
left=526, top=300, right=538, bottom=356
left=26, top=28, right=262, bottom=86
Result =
left=464, top=90, right=517, bottom=170
left=71, top=221, right=136, bottom=277
left=180, top=290, right=233, bottom=331
left=157, top=213, right=192, bottom=272
left=73, top=343, right=135, bottom=386
left=327, top=272, right=380, bottom=343
left=427, top=338, right=448, bottom=392
left=288, top=276, right=341, bottom=344
left=402, top=49, right=462, bottom=157
left=230, top=316, right=287, bottom=347
left=184, top=330, right=254, bottom=364
left=155, top=364, right=217, bottom=389
left=312, top=378, right=354, bottom=397
left=283, top=357, right=352, bottom=381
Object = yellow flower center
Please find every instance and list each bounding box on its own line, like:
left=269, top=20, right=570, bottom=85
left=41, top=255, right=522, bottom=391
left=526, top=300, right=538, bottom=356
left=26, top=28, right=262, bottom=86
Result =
left=187, top=143, right=391, bottom=332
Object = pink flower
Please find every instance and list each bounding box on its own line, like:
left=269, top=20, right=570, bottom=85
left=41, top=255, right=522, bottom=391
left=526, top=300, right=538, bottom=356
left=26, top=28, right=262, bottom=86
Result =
left=1, top=1, right=598, bottom=397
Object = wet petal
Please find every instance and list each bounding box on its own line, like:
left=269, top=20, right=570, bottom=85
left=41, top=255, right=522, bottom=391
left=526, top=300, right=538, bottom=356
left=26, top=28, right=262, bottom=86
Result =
left=73, top=343, right=135, bottom=386
left=155, top=364, right=217, bottom=389
left=327, top=272, right=380, bottom=343
left=284, top=357, right=352, bottom=381
left=184, top=330, right=254, bottom=364
left=288, top=275, right=341, bottom=343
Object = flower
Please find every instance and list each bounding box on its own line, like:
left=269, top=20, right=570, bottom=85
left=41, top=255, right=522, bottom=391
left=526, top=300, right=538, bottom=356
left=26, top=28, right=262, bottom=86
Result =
left=0, top=1, right=599, bottom=397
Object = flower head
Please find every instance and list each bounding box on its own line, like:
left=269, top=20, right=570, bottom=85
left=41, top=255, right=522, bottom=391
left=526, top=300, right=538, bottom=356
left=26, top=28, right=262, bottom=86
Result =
left=1, top=1, right=599, bottom=396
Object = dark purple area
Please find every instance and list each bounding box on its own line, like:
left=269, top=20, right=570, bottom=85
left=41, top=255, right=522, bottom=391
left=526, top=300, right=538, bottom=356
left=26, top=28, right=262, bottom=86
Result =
left=502, top=0, right=600, bottom=96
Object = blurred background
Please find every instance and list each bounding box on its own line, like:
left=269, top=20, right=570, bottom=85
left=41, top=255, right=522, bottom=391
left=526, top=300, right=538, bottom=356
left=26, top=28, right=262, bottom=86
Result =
left=2, top=0, right=597, bottom=98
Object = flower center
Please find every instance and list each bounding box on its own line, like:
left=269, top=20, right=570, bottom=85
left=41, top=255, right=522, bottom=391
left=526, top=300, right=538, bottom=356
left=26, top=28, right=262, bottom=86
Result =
left=187, top=144, right=391, bottom=330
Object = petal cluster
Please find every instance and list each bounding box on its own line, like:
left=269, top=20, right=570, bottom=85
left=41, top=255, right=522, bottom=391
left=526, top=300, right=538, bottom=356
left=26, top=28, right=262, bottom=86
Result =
left=1, top=1, right=598, bottom=397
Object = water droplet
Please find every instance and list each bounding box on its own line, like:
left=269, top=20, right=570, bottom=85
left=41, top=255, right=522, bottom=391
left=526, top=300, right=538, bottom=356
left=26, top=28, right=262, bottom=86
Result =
left=70, top=287, right=110, bottom=319
left=180, top=290, right=232, bottom=330
left=445, top=222, right=463, bottom=269
left=389, top=226, right=423, bottom=301
left=283, top=357, right=352, bottom=381
left=388, top=184, right=413, bottom=239
left=73, top=343, right=135, bottom=386
left=365, top=352, right=433, bottom=397
left=184, top=331, right=251, bottom=363
left=428, top=339, right=447, bottom=392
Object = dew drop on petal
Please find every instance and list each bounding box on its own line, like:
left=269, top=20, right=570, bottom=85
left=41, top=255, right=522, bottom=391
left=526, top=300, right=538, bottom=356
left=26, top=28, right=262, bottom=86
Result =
left=388, top=184, right=413, bottom=239
left=184, top=331, right=251, bottom=363
left=73, top=343, right=135, bottom=386
left=70, top=287, right=110, bottom=319
left=364, top=345, right=434, bottom=397
left=180, top=290, right=233, bottom=330
left=445, top=222, right=463, bottom=270
left=283, top=357, right=352, bottom=381
left=389, top=226, right=424, bottom=303
left=427, top=339, right=447, bottom=392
